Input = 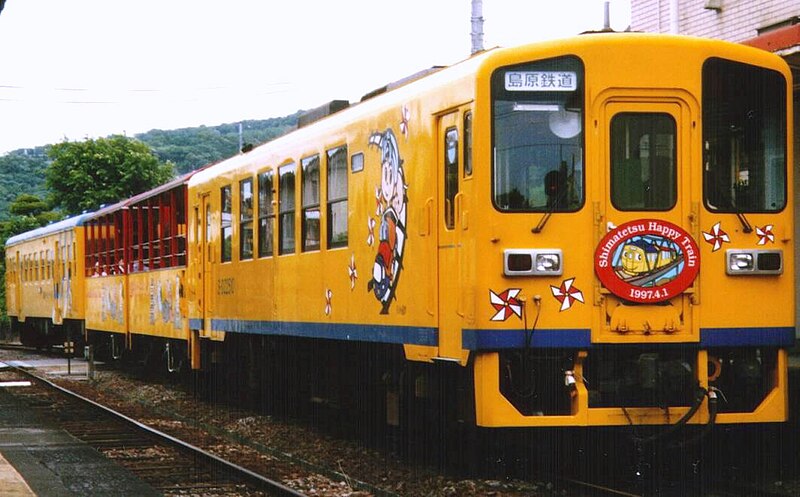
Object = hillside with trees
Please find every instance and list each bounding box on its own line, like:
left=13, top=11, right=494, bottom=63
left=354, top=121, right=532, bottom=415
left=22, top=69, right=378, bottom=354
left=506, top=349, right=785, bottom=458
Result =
left=137, top=113, right=300, bottom=175
left=0, top=112, right=300, bottom=220
left=0, top=112, right=300, bottom=331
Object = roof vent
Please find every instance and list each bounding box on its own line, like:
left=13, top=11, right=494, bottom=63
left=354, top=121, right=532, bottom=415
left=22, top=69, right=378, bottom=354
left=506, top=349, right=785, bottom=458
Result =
left=297, top=100, right=350, bottom=128
left=360, top=66, right=445, bottom=102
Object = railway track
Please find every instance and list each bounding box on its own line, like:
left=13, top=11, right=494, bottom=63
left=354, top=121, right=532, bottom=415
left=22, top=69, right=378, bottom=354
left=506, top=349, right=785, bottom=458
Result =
left=0, top=362, right=305, bottom=497
left=2, top=346, right=795, bottom=497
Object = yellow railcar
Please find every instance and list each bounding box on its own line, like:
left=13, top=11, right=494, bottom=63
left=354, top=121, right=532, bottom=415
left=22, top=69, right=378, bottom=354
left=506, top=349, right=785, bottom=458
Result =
left=81, top=176, right=192, bottom=364
left=6, top=32, right=793, bottom=432
left=186, top=33, right=793, bottom=429
left=5, top=215, right=87, bottom=348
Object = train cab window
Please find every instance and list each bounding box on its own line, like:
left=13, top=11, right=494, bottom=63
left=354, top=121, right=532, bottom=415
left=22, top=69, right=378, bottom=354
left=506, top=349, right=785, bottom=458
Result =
left=258, top=170, right=275, bottom=258
left=610, top=113, right=677, bottom=211
left=279, top=163, right=296, bottom=255
left=327, top=146, right=348, bottom=248
left=301, top=155, right=321, bottom=252
left=492, top=56, right=584, bottom=212
left=444, top=127, right=459, bottom=229
left=221, top=185, right=233, bottom=262
left=703, top=58, right=786, bottom=212
left=239, top=178, right=254, bottom=260
left=464, top=111, right=473, bottom=177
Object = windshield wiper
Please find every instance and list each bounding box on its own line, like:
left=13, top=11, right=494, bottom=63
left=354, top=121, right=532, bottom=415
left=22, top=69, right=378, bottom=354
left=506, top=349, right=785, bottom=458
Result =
left=532, top=187, right=568, bottom=234
left=735, top=210, right=753, bottom=233
left=531, top=207, right=555, bottom=233
left=730, top=197, right=753, bottom=233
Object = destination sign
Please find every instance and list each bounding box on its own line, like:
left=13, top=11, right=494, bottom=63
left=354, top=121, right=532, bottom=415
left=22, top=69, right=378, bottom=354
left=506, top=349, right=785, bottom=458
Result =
left=504, top=71, right=577, bottom=91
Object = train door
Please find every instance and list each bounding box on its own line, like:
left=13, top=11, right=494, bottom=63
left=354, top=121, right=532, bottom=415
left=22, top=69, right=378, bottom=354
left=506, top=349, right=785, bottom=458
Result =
left=14, top=251, right=22, bottom=319
left=437, top=110, right=463, bottom=360
left=200, top=193, right=213, bottom=330
left=53, top=240, right=62, bottom=324
left=596, top=95, right=699, bottom=342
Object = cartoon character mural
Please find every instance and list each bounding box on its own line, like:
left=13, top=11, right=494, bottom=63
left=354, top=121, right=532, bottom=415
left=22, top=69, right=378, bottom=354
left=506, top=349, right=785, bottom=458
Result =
left=148, top=276, right=182, bottom=328
left=101, top=282, right=125, bottom=324
left=617, top=238, right=679, bottom=282
left=367, top=125, right=408, bottom=314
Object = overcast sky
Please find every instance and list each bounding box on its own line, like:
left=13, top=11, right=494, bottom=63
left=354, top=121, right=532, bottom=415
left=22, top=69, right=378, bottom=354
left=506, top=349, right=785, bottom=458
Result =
left=0, top=1, right=630, bottom=155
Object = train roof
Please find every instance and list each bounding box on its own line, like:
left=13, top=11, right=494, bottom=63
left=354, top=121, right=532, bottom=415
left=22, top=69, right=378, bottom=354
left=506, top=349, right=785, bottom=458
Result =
left=187, top=32, right=787, bottom=188
left=79, top=167, right=206, bottom=222
left=5, top=212, right=92, bottom=247
left=188, top=45, right=498, bottom=187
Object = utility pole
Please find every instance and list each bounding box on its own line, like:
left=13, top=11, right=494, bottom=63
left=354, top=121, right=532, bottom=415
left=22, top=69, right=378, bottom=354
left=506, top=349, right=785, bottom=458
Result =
left=471, top=0, right=484, bottom=54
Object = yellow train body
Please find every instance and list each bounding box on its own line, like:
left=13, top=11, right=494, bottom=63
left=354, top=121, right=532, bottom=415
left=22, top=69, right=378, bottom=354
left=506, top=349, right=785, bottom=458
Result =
left=6, top=33, right=794, bottom=429
left=77, top=176, right=192, bottom=359
left=186, top=33, right=794, bottom=428
left=5, top=215, right=87, bottom=346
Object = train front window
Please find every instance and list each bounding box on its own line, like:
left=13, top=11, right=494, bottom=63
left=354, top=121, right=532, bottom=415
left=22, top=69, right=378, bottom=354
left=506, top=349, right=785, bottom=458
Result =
left=611, top=113, right=677, bottom=211
left=492, top=56, right=584, bottom=212
left=703, top=58, right=787, bottom=212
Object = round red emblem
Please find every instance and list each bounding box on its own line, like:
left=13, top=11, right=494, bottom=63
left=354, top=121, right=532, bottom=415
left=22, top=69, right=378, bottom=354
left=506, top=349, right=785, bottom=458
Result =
left=594, top=219, right=700, bottom=304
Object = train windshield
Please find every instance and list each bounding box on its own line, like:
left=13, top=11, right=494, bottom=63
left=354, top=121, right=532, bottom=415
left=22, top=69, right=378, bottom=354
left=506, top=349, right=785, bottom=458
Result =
left=703, top=58, right=787, bottom=212
left=491, top=56, right=584, bottom=212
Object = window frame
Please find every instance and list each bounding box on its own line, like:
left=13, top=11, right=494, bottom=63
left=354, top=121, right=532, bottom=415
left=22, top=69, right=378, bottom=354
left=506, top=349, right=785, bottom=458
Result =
left=278, top=162, right=296, bottom=255
left=490, top=55, right=586, bottom=213
left=444, top=126, right=459, bottom=229
left=239, top=177, right=254, bottom=260
left=702, top=57, right=788, bottom=213
left=301, top=155, right=321, bottom=252
left=220, top=185, right=233, bottom=263
left=257, top=169, right=275, bottom=258
left=326, top=145, right=348, bottom=249
left=609, top=112, right=678, bottom=212
left=464, top=111, right=473, bottom=177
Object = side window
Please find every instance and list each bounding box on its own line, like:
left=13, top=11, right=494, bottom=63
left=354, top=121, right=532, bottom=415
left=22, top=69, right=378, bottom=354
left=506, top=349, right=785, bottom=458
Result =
left=327, top=145, right=348, bottom=248
left=221, top=185, right=233, bottom=262
left=464, top=111, right=473, bottom=177
left=351, top=152, right=364, bottom=173
left=258, top=170, right=274, bottom=258
left=610, top=113, right=676, bottom=211
left=239, top=178, right=254, bottom=260
left=444, top=127, right=459, bottom=229
left=301, top=155, right=321, bottom=252
left=279, top=163, right=296, bottom=255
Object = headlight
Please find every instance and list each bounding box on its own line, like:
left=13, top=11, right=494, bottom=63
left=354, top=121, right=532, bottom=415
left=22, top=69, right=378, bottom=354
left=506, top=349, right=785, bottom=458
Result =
left=536, top=253, right=561, bottom=273
left=728, top=253, right=754, bottom=272
left=726, top=249, right=782, bottom=275
left=504, top=249, right=563, bottom=276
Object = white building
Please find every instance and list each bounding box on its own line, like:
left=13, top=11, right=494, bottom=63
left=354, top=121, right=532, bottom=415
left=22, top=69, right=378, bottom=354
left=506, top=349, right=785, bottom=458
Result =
left=631, top=1, right=800, bottom=338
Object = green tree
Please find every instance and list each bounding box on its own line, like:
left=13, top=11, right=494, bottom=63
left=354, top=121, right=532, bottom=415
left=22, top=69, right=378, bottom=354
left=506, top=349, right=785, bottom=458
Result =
left=46, top=135, right=174, bottom=215
left=9, top=193, right=49, bottom=217
left=0, top=151, right=49, bottom=221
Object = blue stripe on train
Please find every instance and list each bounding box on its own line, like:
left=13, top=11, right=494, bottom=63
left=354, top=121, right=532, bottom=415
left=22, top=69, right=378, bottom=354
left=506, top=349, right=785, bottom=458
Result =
left=699, top=327, right=796, bottom=347
left=190, top=318, right=438, bottom=346
left=462, top=328, right=592, bottom=349
left=187, top=319, right=795, bottom=349
left=462, top=327, right=795, bottom=349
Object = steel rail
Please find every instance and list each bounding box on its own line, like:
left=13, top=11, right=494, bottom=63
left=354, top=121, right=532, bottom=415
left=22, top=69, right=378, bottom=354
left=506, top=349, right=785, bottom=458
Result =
left=8, top=363, right=307, bottom=497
